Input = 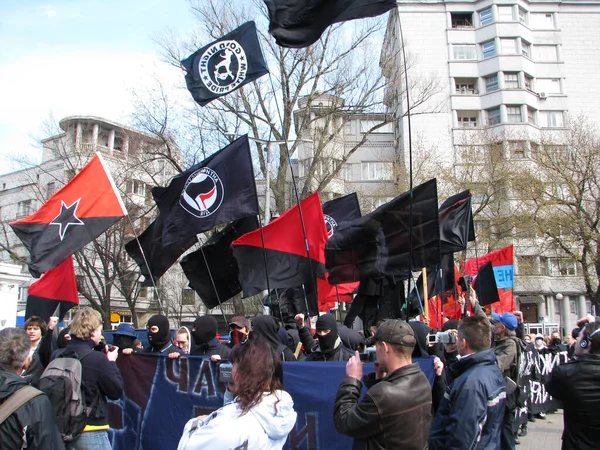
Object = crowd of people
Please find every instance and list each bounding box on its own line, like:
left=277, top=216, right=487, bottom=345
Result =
left=1, top=294, right=599, bottom=450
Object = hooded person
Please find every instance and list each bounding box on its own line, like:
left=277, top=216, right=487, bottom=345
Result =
left=143, top=314, right=182, bottom=355
left=50, top=327, right=72, bottom=360
left=190, top=316, right=229, bottom=359
left=251, top=315, right=296, bottom=362
left=297, top=314, right=354, bottom=362
left=113, top=323, right=137, bottom=353
left=176, top=326, right=192, bottom=354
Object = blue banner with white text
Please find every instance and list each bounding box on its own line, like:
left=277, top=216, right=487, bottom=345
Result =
left=106, top=355, right=435, bottom=450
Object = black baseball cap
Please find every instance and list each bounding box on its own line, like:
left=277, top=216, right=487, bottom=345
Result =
left=373, top=319, right=416, bottom=347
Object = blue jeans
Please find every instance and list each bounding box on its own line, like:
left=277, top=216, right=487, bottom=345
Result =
left=67, top=430, right=111, bottom=450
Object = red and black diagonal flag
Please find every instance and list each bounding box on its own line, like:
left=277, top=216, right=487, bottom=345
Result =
left=325, top=179, right=440, bottom=284
left=25, top=256, right=79, bottom=323
left=232, top=192, right=328, bottom=310
left=264, top=0, right=396, bottom=48
left=126, top=135, right=258, bottom=285
left=181, top=21, right=269, bottom=107
left=10, top=154, right=127, bottom=277
left=180, top=216, right=260, bottom=309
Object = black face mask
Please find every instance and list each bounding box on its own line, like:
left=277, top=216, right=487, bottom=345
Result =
left=147, top=315, right=171, bottom=350
left=114, top=335, right=136, bottom=350
left=191, top=316, right=218, bottom=346
left=318, top=331, right=338, bottom=355
left=552, top=337, right=562, bottom=346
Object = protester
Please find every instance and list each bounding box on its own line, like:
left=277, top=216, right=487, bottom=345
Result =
left=546, top=319, right=600, bottom=450
left=492, top=311, right=525, bottom=450
left=142, top=314, right=183, bottom=357
left=295, top=313, right=353, bottom=362
left=51, top=326, right=72, bottom=360
left=334, top=319, right=432, bottom=449
left=112, top=323, right=137, bottom=354
left=21, top=315, right=58, bottom=385
left=429, top=316, right=506, bottom=450
left=175, top=327, right=191, bottom=354
left=189, top=316, right=228, bottom=358
left=177, top=337, right=297, bottom=450
left=534, top=334, right=546, bottom=351
left=228, top=316, right=251, bottom=348
left=566, top=328, right=578, bottom=360
left=251, top=315, right=296, bottom=361
left=337, top=324, right=365, bottom=352
left=61, top=307, right=123, bottom=450
left=0, top=327, right=65, bottom=450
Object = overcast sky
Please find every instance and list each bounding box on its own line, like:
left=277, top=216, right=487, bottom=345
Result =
left=0, top=0, right=196, bottom=173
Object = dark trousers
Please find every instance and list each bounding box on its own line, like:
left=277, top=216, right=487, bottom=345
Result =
left=501, top=407, right=516, bottom=450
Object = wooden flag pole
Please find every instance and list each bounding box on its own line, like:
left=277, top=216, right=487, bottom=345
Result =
left=422, top=267, right=429, bottom=321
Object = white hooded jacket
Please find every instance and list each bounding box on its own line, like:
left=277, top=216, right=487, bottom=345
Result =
left=178, top=390, right=297, bottom=450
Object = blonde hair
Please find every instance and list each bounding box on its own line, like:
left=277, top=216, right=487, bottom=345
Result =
left=70, top=307, right=103, bottom=340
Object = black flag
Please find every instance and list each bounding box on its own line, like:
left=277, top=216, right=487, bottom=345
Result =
left=326, top=179, right=440, bottom=284
left=181, top=21, right=269, bottom=106
left=180, top=216, right=259, bottom=309
left=125, top=135, right=258, bottom=285
left=473, top=261, right=500, bottom=307
left=439, top=190, right=475, bottom=254
left=264, top=0, right=396, bottom=48
left=322, top=192, right=361, bottom=238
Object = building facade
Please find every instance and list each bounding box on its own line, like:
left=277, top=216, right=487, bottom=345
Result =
left=382, top=0, right=600, bottom=334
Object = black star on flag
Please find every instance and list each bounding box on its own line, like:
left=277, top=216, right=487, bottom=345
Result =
left=50, top=199, right=84, bottom=241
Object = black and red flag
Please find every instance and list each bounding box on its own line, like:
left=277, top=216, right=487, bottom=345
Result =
left=10, top=154, right=127, bottom=277
left=182, top=21, right=269, bottom=107
left=264, top=0, right=397, bottom=48
left=25, top=256, right=79, bottom=323
left=180, top=216, right=260, bottom=309
left=232, top=192, right=328, bottom=310
left=325, top=178, right=440, bottom=284
left=126, top=135, right=259, bottom=285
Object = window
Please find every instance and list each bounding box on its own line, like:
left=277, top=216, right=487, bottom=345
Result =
left=181, top=289, right=195, bottom=306
left=361, top=162, right=393, bottom=181
left=485, top=75, right=499, bottom=92
left=487, top=108, right=501, bottom=125
left=540, top=111, right=564, bottom=127
left=360, top=120, right=393, bottom=133
left=46, top=182, right=57, bottom=198
left=507, top=106, right=522, bottom=123
left=536, top=78, right=561, bottom=94
left=509, top=141, right=526, bottom=158
left=518, top=8, right=528, bottom=24
left=524, top=75, right=533, bottom=91
left=498, top=6, right=514, bottom=22
left=530, top=142, right=540, bottom=155
left=138, top=287, right=148, bottom=298
left=518, top=256, right=536, bottom=275
left=530, top=12, right=554, bottom=29
left=451, top=12, right=473, bottom=28
left=479, top=8, right=493, bottom=26
left=587, top=300, right=593, bottom=314
left=570, top=300, right=577, bottom=314
left=455, top=81, right=477, bottom=95
left=534, top=45, right=558, bottom=62
left=539, top=257, right=548, bottom=275
left=453, top=45, right=476, bottom=60
left=482, top=40, right=496, bottom=58
left=521, top=41, right=531, bottom=58
left=457, top=115, right=478, bottom=127
left=16, top=200, right=32, bottom=218
left=504, top=73, right=520, bottom=89
left=501, top=39, right=518, bottom=55
left=527, top=107, right=537, bottom=125
left=127, top=180, right=147, bottom=196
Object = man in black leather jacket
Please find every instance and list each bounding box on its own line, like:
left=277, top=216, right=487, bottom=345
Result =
left=334, top=319, right=432, bottom=449
left=546, top=320, right=600, bottom=450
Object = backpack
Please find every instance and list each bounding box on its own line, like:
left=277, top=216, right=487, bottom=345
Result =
left=37, top=348, right=94, bottom=442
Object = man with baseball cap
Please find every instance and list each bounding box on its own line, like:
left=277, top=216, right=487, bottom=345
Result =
left=334, top=319, right=432, bottom=449
left=492, top=311, right=526, bottom=450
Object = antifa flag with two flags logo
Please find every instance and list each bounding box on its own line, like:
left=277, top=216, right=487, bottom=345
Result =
left=181, top=21, right=269, bottom=107
left=10, top=153, right=127, bottom=277
left=318, top=193, right=361, bottom=312
left=125, top=135, right=259, bottom=286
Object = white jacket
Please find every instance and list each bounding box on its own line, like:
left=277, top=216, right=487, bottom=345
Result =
left=178, top=390, right=297, bottom=450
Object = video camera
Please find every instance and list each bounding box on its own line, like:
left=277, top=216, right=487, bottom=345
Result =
left=427, top=331, right=457, bottom=345
left=458, top=275, right=472, bottom=293
left=359, top=347, right=378, bottom=363
left=218, top=361, right=233, bottom=384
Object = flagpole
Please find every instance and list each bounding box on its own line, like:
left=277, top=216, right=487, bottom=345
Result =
left=125, top=214, right=165, bottom=315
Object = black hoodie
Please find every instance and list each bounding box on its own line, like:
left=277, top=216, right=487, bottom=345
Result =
left=0, top=368, right=65, bottom=450
left=251, top=315, right=297, bottom=361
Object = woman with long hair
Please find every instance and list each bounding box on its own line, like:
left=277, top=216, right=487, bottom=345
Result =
left=177, top=336, right=297, bottom=450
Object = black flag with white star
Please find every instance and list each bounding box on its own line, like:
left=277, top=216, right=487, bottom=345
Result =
left=181, top=21, right=269, bottom=107
left=10, top=154, right=127, bottom=277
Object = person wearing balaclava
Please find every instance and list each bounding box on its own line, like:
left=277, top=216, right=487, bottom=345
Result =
left=251, top=315, right=296, bottom=361
left=190, top=315, right=228, bottom=358
left=50, top=327, right=72, bottom=359
left=143, top=314, right=182, bottom=355
left=113, top=323, right=138, bottom=354
left=295, top=314, right=353, bottom=362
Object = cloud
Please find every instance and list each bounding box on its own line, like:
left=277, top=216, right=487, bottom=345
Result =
left=43, top=5, right=58, bottom=19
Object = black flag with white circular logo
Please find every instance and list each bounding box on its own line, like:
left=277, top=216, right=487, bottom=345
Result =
left=181, top=21, right=269, bottom=107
